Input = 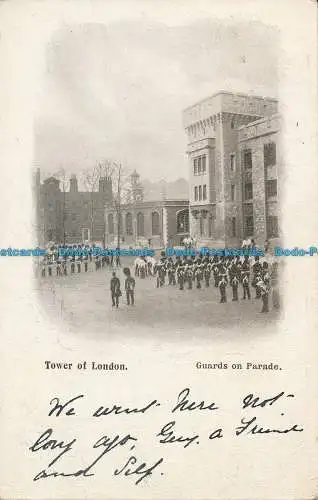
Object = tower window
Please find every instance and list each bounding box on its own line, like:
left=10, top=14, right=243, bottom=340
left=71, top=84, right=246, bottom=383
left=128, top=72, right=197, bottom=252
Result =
left=137, top=212, right=145, bottom=237
left=126, top=212, right=133, bottom=236
left=231, top=184, right=235, bottom=201
left=177, top=209, right=189, bottom=234
left=264, top=142, right=276, bottom=167
left=230, top=153, right=236, bottom=172
left=267, top=215, right=278, bottom=238
left=244, top=182, right=253, bottom=201
left=201, top=155, right=206, bottom=173
left=194, top=186, right=198, bottom=201
left=243, top=149, right=252, bottom=170
left=266, top=179, right=278, bottom=198
left=193, top=158, right=198, bottom=175
left=193, top=155, right=207, bottom=175
left=198, top=185, right=202, bottom=201
left=245, top=215, right=254, bottom=236
left=151, top=212, right=160, bottom=236
left=203, top=184, right=207, bottom=200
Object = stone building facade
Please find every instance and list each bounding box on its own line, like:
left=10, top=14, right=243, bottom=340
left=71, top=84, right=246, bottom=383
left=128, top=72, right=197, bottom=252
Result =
left=34, top=169, right=113, bottom=245
left=238, top=113, right=280, bottom=246
left=183, top=91, right=280, bottom=247
left=104, top=199, right=189, bottom=248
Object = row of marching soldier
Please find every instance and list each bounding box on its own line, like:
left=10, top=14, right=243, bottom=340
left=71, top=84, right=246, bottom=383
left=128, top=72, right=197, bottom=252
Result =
left=37, top=244, right=121, bottom=277
left=151, top=254, right=280, bottom=314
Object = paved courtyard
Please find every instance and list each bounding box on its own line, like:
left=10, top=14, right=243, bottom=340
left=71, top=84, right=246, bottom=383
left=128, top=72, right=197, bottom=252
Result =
left=36, top=258, right=280, bottom=342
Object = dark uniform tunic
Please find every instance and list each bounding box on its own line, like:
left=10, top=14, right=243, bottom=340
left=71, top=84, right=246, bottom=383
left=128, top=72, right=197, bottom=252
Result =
left=110, top=276, right=121, bottom=307
left=125, top=276, right=136, bottom=305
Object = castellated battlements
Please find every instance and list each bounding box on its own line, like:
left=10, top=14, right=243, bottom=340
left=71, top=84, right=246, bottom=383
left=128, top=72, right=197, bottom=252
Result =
left=183, top=91, right=278, bottom=131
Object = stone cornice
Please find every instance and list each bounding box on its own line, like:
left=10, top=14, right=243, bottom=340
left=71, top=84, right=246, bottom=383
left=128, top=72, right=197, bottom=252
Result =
left=185, top=112, right=265, bottom=140
left=105, top=199, right=189, bottom=213
left=238, top=114, right=280, bottom=141
left=183, top=92, right=278, bottom=129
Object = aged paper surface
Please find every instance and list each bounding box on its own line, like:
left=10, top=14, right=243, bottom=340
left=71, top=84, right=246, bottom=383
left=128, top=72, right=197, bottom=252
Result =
left=0, top=0, right=317, bottom=498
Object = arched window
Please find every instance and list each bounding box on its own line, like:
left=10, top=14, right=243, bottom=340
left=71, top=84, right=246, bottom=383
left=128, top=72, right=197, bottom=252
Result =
left=137, top=212, right=144, bottom=237
left=176, top=209, right=189, bottom=234
left=151, top=211, right=160, bottom=236
left=108, top=213, right=114, bottom=234
left=126, top=212, right=133, bottom=236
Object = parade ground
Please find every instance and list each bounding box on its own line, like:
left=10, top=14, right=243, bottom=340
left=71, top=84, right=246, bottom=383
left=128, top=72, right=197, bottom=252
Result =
left=36, top=257, right=280, bottom=341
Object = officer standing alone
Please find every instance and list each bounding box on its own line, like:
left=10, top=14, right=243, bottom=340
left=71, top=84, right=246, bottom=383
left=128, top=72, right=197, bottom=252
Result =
left=110, top=271, right=121, bottom=308
left=125, top=271, right=136, bottom=306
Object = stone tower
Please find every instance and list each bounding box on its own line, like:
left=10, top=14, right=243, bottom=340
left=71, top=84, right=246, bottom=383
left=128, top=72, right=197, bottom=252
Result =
left=130, top=170, right=144, bottom=203
left=99, top=176, right=113, bottom=203
left=69, top=174, right=78, bottom=193
left=183, top=91, right=278, bottom=247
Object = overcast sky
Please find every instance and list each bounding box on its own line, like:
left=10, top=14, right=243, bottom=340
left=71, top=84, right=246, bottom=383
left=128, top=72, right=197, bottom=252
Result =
left=35, top=19, right=278, bottom=182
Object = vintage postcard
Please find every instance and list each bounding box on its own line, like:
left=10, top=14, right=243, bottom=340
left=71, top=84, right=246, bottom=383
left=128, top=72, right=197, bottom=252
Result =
left=0, top=0, right=317, bottom=498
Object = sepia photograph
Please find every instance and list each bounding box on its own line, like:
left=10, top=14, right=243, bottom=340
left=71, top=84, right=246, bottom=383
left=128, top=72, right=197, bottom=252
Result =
left=33, top=18, right=282, bottom=336
left=1, top=1, right=317, bottom=500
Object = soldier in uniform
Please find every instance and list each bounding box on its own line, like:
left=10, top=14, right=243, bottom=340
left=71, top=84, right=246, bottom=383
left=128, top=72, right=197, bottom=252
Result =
left=71, top=260, right=75, bottom=274
left=177, top=265, right=185, bottom=291
left=83, top=252, right=88, bottom=272
left=252, top=257, right=263, bottom=299
left=204, top=261, right=211, bottom=287
left=170, top=262, right=176, bottom=286
left=186, top=263, right=193, bottom=290
left=218, top=259, right=227, bottom=282
left=271, top=262, right=280, bottom=309
left=41, top=260, right=46, bottom=278
left=242, top=273, right=251, bottom=300
left=47, top=261, right=52, bottom=277
left=155, top=262, right=165, bottom=288
left=63, top=260, right=68, bottom=276
left=218, top=275, right=228, bottom=303
left=115, top=248, right=121, bottom=267
left=229, top=257, right=241, bottom=301
left=139, top=258, right=147, bottom=279
left=124, top=269, right=136, bottom=306
left=195, top=260, right=202, bottom=289
left=94, top=256, right=99, bottom=271
left=56, top=259, right=62, bottom=277
left=154, top=262, right=161, bottom=288
left=230, top=274, right=239, bottom=301
left=110, top=271, right=121, bottom=308
left=264, top=239, right=270, bottom=253
left=159, top=261, right=166, bottom=287
left=102, top=253, right=107, bottom=268
left=212, top=258, right=219, bottom=287
left=167, top=258, right=174, bottom=285
left=257, top=277, right=270, bottom=313
left=241, top=257, right=250, bottom=299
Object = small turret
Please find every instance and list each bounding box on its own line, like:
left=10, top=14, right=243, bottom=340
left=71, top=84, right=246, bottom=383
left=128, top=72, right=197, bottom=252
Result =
left=130, top=170, right=144, bottom=203
left=99, top=176, right=113, bottom=203
left=70, top=174, right=78, bottom=193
